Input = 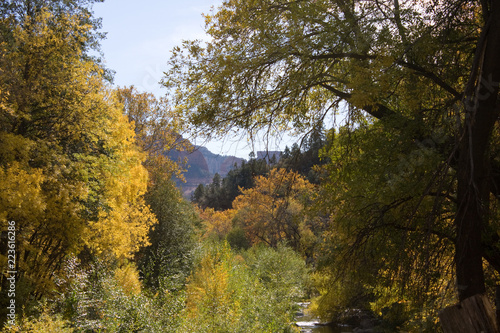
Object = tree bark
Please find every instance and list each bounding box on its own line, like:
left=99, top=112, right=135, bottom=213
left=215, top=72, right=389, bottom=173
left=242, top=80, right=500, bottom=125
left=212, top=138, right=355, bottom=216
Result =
left=439, top=294, right=499, bottom=333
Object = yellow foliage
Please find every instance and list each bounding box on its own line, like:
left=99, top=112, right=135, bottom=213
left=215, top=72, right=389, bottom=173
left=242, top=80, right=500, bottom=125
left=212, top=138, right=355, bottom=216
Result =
left=0, top=133, right=35, bottom=166
left=185, top=244, right=237, bottom=320
left=114, top=263, right=142, bottom=296
left=232, top=168, right=316, bottom=250
left=85, top=97, right=156, bottom=258
left=1, top=307, right=74, bottom=333
left=0, top=162, right=45, bottom=224
left=199, top=208, right=236, bottom=239
left=0, top=6, right=156, bottom=297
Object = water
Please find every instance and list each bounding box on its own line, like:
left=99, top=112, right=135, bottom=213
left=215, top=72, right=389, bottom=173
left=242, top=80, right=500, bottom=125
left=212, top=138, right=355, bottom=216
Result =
left=294, top=303, right=353, bottom=333
left=295, top=322, right=353, bottom=333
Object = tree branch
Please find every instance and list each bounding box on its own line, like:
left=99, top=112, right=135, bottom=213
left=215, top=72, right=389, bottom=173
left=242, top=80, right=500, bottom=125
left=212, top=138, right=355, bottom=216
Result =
left=319, top=82, right=396, bottom=119
left=396, top=60, right=462, bottom=99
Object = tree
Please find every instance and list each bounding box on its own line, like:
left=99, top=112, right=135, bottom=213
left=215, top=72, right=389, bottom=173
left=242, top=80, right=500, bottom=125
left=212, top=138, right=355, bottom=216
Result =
left=278, top=124, right=328, bottom=183
left=115, top=86, right=189, bottom=179
left=192, top=183, right=207, bottom=206
left=198, top=207, right=236, bottom=241
left=454, top=3, right=500, bottom=300
left=192, top=156, right=269, bottom=210
left=115, top=87, right=198, bottom=292
left=138, top=174, right=197, bottom=292
left=314, top=124, right=456, bottom=326
left=0, top=0, right=153, bottom=316
left=165, top=0, right=500, bottom=305
left=232, top=168, right=317, bottom=253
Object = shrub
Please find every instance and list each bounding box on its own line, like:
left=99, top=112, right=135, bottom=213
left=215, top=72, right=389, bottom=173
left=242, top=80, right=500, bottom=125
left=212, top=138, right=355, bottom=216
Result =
left=179, top=241, right=307, bottom=332
left=1, top=303, right=73, bottom=333
left=53, top=256, right=185, bottom=332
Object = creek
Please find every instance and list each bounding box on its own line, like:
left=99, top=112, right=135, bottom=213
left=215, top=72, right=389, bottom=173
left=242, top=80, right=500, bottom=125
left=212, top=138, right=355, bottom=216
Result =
left=294, top=303, right=353, bottom=333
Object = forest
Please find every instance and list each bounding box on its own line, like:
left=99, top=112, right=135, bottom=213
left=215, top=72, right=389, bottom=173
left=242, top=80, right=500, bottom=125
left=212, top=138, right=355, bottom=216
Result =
left=1, top=0, right=500, bottom=332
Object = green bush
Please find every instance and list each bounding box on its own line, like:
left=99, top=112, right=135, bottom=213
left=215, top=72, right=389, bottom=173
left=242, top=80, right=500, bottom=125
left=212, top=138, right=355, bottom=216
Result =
left=53, top=256, right=185, bottom=332
left=244, top=243, right=310, bottom=302
left=139, top=178, right=198, bottom=292
left=178, top=241, right=307, bottom=332
left=226, top=226, right=251, bottom=250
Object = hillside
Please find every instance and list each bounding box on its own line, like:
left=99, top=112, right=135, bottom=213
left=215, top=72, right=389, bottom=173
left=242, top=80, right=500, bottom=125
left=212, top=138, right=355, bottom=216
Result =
left=170, top=146, right=246, bottom=197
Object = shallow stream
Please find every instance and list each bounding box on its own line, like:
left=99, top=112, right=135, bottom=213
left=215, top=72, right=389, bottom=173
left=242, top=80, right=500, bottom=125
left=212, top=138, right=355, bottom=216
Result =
left=294, top=303, right=353, bottom=333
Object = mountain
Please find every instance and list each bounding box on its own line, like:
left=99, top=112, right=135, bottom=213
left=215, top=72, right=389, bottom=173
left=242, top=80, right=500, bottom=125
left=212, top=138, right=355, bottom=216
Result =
left=170, top=146, right=245, bottom=198
left=195, top=146, right=246, bottom=176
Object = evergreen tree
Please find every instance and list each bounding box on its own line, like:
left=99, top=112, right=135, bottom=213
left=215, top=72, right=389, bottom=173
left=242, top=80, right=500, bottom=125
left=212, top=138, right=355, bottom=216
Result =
left=192, top=156, right=268, bottom=210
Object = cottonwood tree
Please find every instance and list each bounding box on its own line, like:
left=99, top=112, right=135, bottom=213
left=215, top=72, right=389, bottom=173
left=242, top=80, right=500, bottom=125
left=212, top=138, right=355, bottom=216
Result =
left=232, top=168, right=317, bottom=253
left=0, top=0, right=154, bottom=317
left=165, top=0, right=500, bottom=305
left=116, top=86, right=190, bottom=179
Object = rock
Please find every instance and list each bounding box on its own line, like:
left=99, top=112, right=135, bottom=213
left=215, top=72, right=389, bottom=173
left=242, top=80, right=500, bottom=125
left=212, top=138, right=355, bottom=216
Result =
left=353, top=328, right=374, bottom=333
left=359, top=316, right=375, bottom=329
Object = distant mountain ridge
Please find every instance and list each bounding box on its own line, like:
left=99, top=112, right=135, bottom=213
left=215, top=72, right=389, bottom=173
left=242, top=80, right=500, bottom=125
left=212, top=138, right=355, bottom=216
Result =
left=168, top=141, right=283, bottom=197
left=169, top=146, right=245, bottom=197
left=194, top=146, right=246, bottom=176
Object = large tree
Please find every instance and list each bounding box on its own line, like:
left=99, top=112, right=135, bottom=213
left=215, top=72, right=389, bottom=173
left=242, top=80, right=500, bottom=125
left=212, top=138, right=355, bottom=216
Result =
left=232, top=168, right=317, bottom=252
left=0, top=0, right=154, bottom=316
left=115, top=87, right=198, bottom=292
left=165, top=0, right=500, bottom=303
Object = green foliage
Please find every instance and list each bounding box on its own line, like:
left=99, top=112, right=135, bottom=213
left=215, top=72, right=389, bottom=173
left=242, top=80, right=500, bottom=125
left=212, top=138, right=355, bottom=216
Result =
left=192, top=156, right=269, bottom=210
left=139, top=175, right=198, bottom=292
left=309, top=124, right=457, bottom=330
left=244, top=244, right=309, bottom=303
left=226, top=226, right=250, bottom=251
left=2, top=242, right=309, bottom=332
left=325, top=124, right=454, bottom=282
left=309, top=269, right=373, bottom=323
left=278, top=125, right=329, bottom=184
left=180, top=241, right=307, bottom=333
left=165, top=0, right=475, bottom=140
left=52, top=256, right=185, bottom=333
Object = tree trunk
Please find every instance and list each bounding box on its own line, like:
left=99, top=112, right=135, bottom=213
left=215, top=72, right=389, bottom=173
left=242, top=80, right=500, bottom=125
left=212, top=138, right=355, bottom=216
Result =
left=455, top=0, right=500, bottom=301
left=439, top=294, right=499, bottom=333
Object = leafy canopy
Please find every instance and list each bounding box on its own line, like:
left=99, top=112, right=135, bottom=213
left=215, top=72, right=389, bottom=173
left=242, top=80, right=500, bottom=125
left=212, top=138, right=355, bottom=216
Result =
left=0, top=0, right=154, bottom=306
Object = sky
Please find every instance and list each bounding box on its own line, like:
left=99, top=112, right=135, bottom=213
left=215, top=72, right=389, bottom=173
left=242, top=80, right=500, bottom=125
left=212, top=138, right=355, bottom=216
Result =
left=93, top=0, right=220, bottom=96
left=91, top=0, right=294, bottom=159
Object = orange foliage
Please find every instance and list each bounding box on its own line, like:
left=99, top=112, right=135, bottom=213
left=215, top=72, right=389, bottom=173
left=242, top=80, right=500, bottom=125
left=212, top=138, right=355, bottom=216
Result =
left=232, top=168, right=316, bottom=250
left=198, top=208, right=236, bottom=240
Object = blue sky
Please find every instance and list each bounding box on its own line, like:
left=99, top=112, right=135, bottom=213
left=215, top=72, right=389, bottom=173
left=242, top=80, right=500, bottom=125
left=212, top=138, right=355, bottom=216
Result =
left=93, top=0, right=221, bottom=96
left=92, top=0, right=296, bottom=158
